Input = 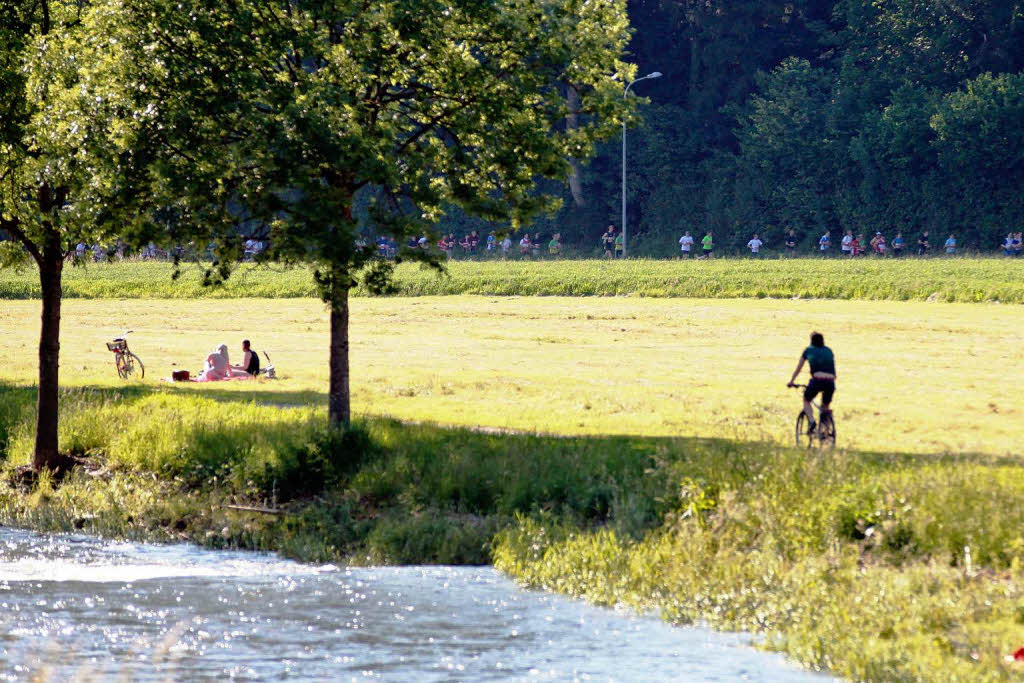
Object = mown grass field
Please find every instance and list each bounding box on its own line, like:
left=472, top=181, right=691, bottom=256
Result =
left=1, top=257, right=1024, bottom=301
left=0, top=296, right=1021, bottom=455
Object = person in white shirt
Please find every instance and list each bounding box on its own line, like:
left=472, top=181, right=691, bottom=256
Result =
left=840, top=230, right=853, bottom=256
left=747, top=234, right=763, bottom=257
left=678, top=231, right=694, bottom=258
left=500, top=235, right=512, bottom=258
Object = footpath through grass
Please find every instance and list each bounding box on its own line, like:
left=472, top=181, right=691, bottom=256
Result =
left=0, top=384, right=1023, bottom=681
left=1, top=258, right=1024, bottom=302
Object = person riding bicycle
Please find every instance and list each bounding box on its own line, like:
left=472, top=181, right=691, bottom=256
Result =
left=787, top=332, right=836, bottom=434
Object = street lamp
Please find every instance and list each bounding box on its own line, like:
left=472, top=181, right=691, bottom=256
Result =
left=621, top=71, right=662, bottom=258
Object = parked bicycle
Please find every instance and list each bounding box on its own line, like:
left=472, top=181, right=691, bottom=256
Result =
left=789, top=384, right=835, bottom=449
left=107, top=331, right=145, bottom=379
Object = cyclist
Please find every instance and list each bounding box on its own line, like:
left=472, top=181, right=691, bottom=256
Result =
left=787, top=332, right=836, bottom=434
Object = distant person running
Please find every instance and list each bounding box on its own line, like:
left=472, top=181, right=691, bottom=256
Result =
left=700, top=231, right=713, bottom=258
left=870, top=232, right=886, bottom=256
left=891, top=232, right=905, bottom=257
left=614, top=231, right=624, bottom=258
left=784, top=230, right=797, bottom=256
left=679, top=231, right=694, bottom=258
left=787, top=332, right=836, bottom=435
left=601, top=226, right=616, bottom=258
left=917, top=231, right=930, bottom=256
left=840, top=230, right=853, bottom=257
left=747, top=233, right=763, bottom=257
left=818, top=231, right=831, bottom=255
left=944, top=234, right=957, bottom=255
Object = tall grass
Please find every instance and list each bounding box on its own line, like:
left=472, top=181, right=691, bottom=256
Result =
left=2, top=258, right=1023, bottom=302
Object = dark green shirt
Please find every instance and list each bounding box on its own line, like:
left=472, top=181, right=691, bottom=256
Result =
left=802, top=345, right=835, bottom=375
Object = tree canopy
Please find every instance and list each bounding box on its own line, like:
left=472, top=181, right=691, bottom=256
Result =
left=123, top=0, right=633, bottom=423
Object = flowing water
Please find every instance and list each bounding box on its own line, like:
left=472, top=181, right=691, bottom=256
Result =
left=0, top=528, right=832, bottom=681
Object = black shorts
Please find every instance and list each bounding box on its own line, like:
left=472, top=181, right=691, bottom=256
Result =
left=804, top=378, right=835, bottom=405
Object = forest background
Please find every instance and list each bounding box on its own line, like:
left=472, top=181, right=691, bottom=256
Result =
left=440, top=0, right=1024, bottom=254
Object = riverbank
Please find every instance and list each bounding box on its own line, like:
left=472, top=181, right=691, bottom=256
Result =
left=1, top=258, right=1023, bottom=302
left=1, top=384, right=1023, bottom=681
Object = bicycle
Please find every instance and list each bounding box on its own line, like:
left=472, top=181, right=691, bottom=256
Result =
left=789, top=384, right=835, bottom=449
left=106, top=331, right=145, bottom=380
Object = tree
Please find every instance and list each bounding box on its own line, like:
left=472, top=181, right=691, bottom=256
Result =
left=126, top=0, right=632, bottom=426
left=0, top=1, right=153, bottom=470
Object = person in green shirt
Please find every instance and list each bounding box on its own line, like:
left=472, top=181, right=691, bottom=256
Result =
left=700, top=231, right=713, bottom=258
left=548, top=233, right=562, bottom=256
left=614, top=232, right=624, bottom=258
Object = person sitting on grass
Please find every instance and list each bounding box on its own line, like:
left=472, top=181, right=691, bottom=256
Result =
left=231, top=339, right=260, bottom=377
left=198, top=344, right=231, bottom=382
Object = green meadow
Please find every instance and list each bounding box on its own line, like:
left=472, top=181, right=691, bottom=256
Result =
left=1, top=257, right=1024, bottom=302
left=1, top=262, right=1023, bottom=681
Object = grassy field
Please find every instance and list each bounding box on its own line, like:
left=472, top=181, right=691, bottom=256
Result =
left=0, top=296, right=1021, bottom=456
left=2, top=258, right=1024, bottom=302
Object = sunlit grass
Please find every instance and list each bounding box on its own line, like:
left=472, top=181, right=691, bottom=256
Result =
left=1, top=296, right=1021, bottom=456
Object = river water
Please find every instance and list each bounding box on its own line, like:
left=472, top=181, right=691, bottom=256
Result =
left=0, top=528, right=831, bottom=681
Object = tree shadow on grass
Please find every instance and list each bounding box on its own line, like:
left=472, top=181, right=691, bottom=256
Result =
left=0, top=380, right=1020, bottom=475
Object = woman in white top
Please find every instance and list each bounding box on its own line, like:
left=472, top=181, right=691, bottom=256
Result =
left=199, top=344, right=231, bottom=381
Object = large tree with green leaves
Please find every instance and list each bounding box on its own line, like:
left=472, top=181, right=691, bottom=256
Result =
left=0, top=0, right=153, bottom=469
left=126, top=0, right=632, bottom=425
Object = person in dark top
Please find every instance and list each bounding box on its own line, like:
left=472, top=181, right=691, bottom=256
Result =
left=232, top=339, right=260, bottom=377
left=784, top=229, right=797, bottom=256
left=787, top=332, right=836, bottom=434
left=917, top=231, right=930, bottom=256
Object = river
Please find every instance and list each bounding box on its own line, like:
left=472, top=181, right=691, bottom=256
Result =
left=0, top=528, right=832, bottom=681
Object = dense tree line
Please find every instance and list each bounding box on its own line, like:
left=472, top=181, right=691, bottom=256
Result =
left=453, top=0, right=1023, bottom=254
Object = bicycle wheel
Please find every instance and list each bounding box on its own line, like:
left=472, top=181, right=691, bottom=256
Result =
left=795, top=412, right=811, bottom=448
left=819, top=412, right=836, bottom=449
left=126, top=352, right=145, bottom=379
left=115, top=353, right=129, bottom=379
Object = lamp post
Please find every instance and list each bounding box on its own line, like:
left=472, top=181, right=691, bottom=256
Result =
left=621, top=71, right=662, bottom=258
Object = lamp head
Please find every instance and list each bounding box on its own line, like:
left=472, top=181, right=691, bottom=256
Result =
left=647, top=71, right=663, bottom=79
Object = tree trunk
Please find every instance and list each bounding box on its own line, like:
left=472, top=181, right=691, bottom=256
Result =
left=33, top=248, right=63, bottom=470
left=566, top=84, right=585, bottom=207
left=327, top=273, right=350, bottom=427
